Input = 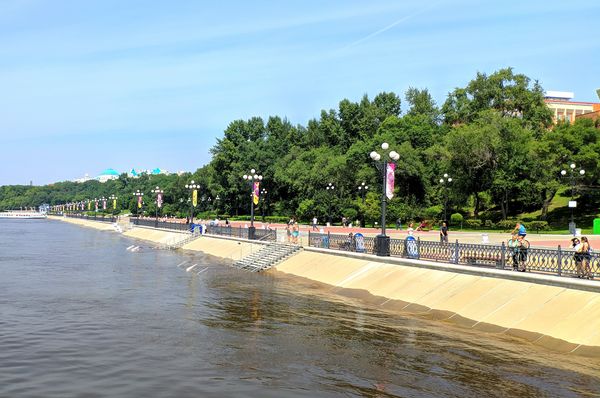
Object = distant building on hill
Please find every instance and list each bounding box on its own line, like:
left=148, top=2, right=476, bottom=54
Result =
left=128, top=168, right=170, bottom=177
left=73, top=173, right=92, bottom=183
left=97, top=168, right=120, bottom=183
left=544, top=91, right=600, bottom=124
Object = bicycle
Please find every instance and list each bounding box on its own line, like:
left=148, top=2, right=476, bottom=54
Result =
left=508, top=235, right=530, bottom=272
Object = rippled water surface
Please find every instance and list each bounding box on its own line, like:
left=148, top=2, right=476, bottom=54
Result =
left=1, top=219, right=600, bottom=397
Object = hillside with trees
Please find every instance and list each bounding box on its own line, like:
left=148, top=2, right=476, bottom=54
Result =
left=2, top=68, right=600, bottom=229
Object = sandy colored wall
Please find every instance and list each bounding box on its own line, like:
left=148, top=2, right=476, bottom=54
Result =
left=182, top=237, right=264, bottom=261
left=275, top=250, right=600, bottom=356
left=49, top=215, right=116, bottom=231
left=122, top=227, right=187, bottom=245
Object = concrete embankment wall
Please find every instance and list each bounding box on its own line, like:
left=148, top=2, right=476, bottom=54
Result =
left=50, top=215, right=116, bottom=231
left=275, top=249, right=600, bottom=356
left=49, top=216, right=600, bottom=356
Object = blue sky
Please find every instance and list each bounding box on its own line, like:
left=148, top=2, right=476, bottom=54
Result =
left=1, top=0, right=599, bottom=185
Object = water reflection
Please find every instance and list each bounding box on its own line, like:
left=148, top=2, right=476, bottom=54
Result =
left=1, top=219, right=599, bottom=397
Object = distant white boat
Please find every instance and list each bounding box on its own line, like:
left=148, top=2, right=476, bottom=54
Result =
left=0, top=210, right=47, bottom=219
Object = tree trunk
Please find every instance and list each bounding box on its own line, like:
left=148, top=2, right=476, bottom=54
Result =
left=474, top=192, right=480, bottom=218
left=540, top=189, right=556, bottom=220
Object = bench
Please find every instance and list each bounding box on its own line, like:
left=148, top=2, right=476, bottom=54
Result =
left=465, top=255, right=503, bottom=268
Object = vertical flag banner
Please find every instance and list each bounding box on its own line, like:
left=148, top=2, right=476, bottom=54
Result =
left=95, top=201, right=98, bottom=211
left=137, top=195, right=143, bottom=209
left=253, top=182, right=260, bottom=205
left=88, top=201, right=91, bottom=211
left=102, top=199, right=106, bottom=210
left=386, top=163, right=396, bottom=200
left=113, top=199, right=117, bottom=210
left=192, top=190, right=198, bottom=207
left=157, top=193, right=163, bottom=208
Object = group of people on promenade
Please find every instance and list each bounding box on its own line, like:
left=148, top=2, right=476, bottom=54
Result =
left=571, top=235, right=594, bottom=279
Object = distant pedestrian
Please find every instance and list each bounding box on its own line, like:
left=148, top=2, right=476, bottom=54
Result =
left=396, top=218, right=402, bottom=230
left=312, top=216, right=318, bottom=231
left=440, top=222, right=448, bottom=243
left=407, top=222, right=414, bottom=236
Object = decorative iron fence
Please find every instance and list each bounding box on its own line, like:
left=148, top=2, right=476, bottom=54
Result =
left=131, top=217, right=190, bottom=231
left=65, top=213, right=116, bottom=223
left=308, top=232, right=599, bottom=279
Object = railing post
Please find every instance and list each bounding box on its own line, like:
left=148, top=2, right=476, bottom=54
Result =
left=557, top=245, right=562, bottom=276
left=327, top=231, right=331, bottom=249
left=416, top=237, right=421, bottom=260
left=454, top=239, right=459, bottom=264
left=501, top=241, right=506, bottom=269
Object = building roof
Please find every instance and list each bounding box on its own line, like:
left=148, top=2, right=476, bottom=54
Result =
left=98, top=168, right=120, bottom=176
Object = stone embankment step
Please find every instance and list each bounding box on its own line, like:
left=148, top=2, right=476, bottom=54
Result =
left=234, top=242, right=302, bottom=272
left=160, top=230, right=201, bottom=250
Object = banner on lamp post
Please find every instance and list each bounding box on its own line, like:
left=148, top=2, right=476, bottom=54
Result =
left=95, top=201, right=98, bottom=211
left=137, top=196, right=142, bottom=209
left=102, top=199, right=106, bottom=210
left=253, top=182, right=260, bottom=205
left=192, top=190, right=198, bottom=207
left=386, top=163, right=396, bottom=200
left=113, top=199, right=117, bottom=210
left=88, top=201, right=91, bottom=211
left=157, top=193, right=163, bottom=208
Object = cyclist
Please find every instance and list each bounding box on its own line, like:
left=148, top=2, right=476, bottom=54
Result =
left=512, top=222, right=527, bottom=239
left=508, top=223, right=529, bottom=272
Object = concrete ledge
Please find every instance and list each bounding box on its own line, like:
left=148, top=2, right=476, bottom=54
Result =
left=304, top=246, right=600, bottom=293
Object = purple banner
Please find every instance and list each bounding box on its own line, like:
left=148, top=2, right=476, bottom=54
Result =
left=386, top=163, right=395, bottom=200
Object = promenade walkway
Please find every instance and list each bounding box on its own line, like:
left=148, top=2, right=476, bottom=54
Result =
left=224, top=220, right=599, bottom=249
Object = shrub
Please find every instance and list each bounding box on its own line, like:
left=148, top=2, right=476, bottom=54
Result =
left=527, top=221, right=549, bottom=232
left=450, top=213, right=464, bottom=225
left=484, top=219, right=495, bottom=229
left=424, top=205, right=442, bottom=220
left=465, top=219, right=482, bottom=229
left=495, top=220, right=516, bottom=231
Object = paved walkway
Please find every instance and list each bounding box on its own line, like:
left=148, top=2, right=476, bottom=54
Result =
left=224, top=220, right=600, bottom=249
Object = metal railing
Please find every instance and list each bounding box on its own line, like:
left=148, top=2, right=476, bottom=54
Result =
left=308, top=232, right=599, bottom=279
left=131, top=217, right=190, bottom=231
left=205, top=225, right=277, bottom=242
left=65, top=213, right=116, bottom=223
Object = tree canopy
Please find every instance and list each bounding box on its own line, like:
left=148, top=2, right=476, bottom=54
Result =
left=2, top=68, right=599, bottom=227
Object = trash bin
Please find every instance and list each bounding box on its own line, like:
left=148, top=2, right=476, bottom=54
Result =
left=575, top=228, right=582, bottom=236
left=481, top=233, right=489, bottom=244
left=594, top=218, right=600, bottom=235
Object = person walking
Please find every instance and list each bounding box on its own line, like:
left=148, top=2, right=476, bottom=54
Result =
left=440, top=221, right=448, bottom=244
left=396, top=218, right=402, bottom=230
left=312, top=216, right=318, bottom=231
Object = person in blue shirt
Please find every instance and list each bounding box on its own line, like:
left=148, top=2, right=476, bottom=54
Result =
left=512, top=222, right=526, bottom=238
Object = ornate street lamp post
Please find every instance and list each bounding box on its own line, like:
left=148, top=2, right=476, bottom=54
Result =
left=370, top=142, right=400, bottom=256
left=242, top=169, right=263, bottom=240
left=185, top=180, right=199, bottom=224
left=326, top=183, right=335, bottom=225
left=439, top=174, right=453, bottom=223
left=561, top=163, right=585, bottom=235
left=260, top=188, right=268, bottom=221
left=109, top=195, right=118, bottom=213
left=133, top=190, right=144, bottom=219
left=358, top=182, right=369, bottom=227
left=151, top=186, right=164, bottom=227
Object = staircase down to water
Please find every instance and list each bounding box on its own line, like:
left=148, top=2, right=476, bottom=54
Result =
left=160, top=230, right=201, bottom=250
left=234, top=242, right=302, bottom=272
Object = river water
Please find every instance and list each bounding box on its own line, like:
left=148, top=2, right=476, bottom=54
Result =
left=1, top=219, right=599, bottom=397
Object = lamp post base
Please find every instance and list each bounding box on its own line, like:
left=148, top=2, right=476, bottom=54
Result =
left=375, top=234, right=390, bottom=256
left=569, top=221, right=576, bottom=236
left=248, top=226, right=256, bottom=240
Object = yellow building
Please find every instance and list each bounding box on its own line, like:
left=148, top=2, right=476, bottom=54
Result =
left=544, top=91, right=600, bottom=123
